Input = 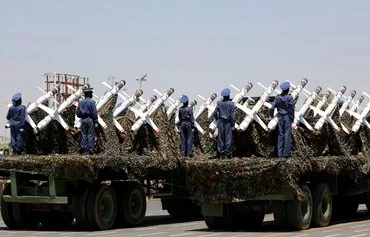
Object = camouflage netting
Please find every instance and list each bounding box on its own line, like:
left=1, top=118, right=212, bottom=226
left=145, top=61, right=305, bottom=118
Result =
left=1, top=95, right=370, bottom=204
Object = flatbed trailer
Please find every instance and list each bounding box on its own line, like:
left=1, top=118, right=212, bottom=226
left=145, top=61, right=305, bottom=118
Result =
left=0, top=155, right=200, bottom=230
left=185, top=156, right=370, bottom=231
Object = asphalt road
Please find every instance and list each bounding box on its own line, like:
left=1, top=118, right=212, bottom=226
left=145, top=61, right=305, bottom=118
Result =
left=0, top=201, right=370, bottom=237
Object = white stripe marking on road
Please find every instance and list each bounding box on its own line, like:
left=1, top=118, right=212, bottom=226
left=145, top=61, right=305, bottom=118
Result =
left=323, top=229, right=341, bottom=233
left=137, top=232, right=168, bottom=236
left=323, top=234, right=342, bottom=237
left=290, top=234, right=309, bottom=237
left=350, top=224, right=367, bottom=229
left=197, top=233, right=222, bottom=237
left=354, top=229, right=369, bottom=233
left=349, top=234, right=367, bottom=237
left=170, top=233, right=196, bottom=237
left=134, top=227, right=158, bottom=231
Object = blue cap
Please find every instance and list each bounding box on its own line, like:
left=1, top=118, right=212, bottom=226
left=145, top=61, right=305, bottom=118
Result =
left=180, top=95, right=188, bottom=103
left=337, top=99, right=344, bottom=106
left=12, top=92, right=22, bottom=101
left=280, top=81, right=290, bottom=90
left=221, top=88, right=230, bottom=97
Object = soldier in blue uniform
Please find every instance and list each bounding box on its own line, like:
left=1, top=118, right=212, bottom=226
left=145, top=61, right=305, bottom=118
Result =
left=214, top=88, right=235, bottom=158
left=76, top=87, right=98, bottom=155
left=6, top=92, right=26, bottom=155
left=269, top=81, right=295, bottom=158
left=177, top=95, right=195, bottom=157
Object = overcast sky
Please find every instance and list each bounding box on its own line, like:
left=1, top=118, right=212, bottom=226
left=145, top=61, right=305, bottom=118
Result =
left=1, top=0, right=370, bottom=137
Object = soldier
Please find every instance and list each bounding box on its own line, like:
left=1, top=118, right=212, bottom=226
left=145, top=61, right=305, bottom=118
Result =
left=6, top=92, right=26, bottom=155
left=76, top=87, right=98, bottom=155
left=214, top=88, right=235, bottom=158
left=269, top=81, right=295, bottom=158
left=177, top=95, right=195, bottom=157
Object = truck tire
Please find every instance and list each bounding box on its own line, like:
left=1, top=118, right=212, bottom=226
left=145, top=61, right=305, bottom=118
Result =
left=365, top=191, right=370, bottom=213
left=73, top=187, right=91, bottom=227
left=273, top=201, right=288, bottom=228
left=312, top=183, right=332, bottom=227
left=0, top=184, right=18, bottom=228
left=286, top=185, right=313, bottom=230
left=86, top=184, right=117, bottom=230
left=204, top=216, right=229, bottom=230
left=120, top=182, right=146, bottom=226
left=41, top=210, right=74, bottom=229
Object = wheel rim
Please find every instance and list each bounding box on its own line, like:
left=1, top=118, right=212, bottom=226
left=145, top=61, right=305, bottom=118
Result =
left=128, top=189, right=143, bottom=219
left=99, top=192, right=115, bottom=223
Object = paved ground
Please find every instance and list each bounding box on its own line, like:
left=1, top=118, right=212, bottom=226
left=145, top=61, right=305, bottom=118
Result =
left=0, top=201, right=370, bottom=237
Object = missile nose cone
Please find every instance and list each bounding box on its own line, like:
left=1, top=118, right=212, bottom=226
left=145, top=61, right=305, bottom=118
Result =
left=210, top=93, right=217, bottom=101
left=116, top=80, right=126, bottom=89
left=349, top=90, right=356, bottom=98
left=190, top=100, right=197, bottom=107
left=340, top=86, right=347, bottom=93
left=301, top=78, right=308, bottom=86
left=51, top=88, right=58, bottom=95
left=271, top=80, right=279, bottom=89
left=135, top=90, right=143, bottom=97
left=314, top=86, right=322, bottom=94
left=167, top=88, right=175, bottom=95
left=358, top=96, right=364, bottom=103
left=245, top=83, right=253, bottom=91
left=324, top=91, right=331, bottom=97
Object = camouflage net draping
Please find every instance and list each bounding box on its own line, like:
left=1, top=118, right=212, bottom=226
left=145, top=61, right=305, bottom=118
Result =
left=1, top=95, right=370, bottom=204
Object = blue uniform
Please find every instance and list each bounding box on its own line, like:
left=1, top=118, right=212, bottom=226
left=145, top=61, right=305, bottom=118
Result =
left=270, top=92, right=295, bottom=157
left=178, top=105, right=194, bottom=157
left=76, top=98, right=98, bottom=154
left=6, top=104, right=26, bottom=154
left=214, top=99, right=235, bottom=158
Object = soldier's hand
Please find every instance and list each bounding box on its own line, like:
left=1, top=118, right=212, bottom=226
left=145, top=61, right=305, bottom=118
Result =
left=19, top=128, right=24, bottom=132
left=94, top=123, right=99, bottom=128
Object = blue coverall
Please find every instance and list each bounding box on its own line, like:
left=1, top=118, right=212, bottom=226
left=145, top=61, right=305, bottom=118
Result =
left=214, top=98, right=235, bottom=158
left=6, top=103, right=26, bottom=154
left=76, top=98, right=98, bottom=154
left=178, top=105, right=194, bottom=157
left=269, top=92, right=295, bottom=157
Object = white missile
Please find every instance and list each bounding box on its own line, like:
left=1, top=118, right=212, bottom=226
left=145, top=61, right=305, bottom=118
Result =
left=312, top=86, right=346, bottom=132
left=267, top=78, right=308, bottom=131
left=345, top=93, right=370, bottom=133
left=191, top=93, right=217, bottom=134
left=349, top=95, right=364, bottom=113
left=209, top=83, right=253, bottom=134
left=113, top=90, right=143, bottom=133
left=37, top=84, right=90, bottom=131
left=236, top=80, right=279, bottom=132
left=27, top=87, right=59, bottom=114
left=133, top=95, right=158, bottom=119
left=166, top=97, right=181, bottom=120
left=339, top=90, right=356, bottom=117
left=96, top=80, right=126, bottom=111
left=131, top=88, right=175, bottom=133
left=75, top=80, right=126, bottom=129
left=292, top=86, right=322, bottom=130
left=312, top=91, right=331, bottom=117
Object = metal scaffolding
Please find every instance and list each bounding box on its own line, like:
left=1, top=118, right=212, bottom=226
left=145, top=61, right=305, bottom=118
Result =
left=43, top=73, right=89, bottom=105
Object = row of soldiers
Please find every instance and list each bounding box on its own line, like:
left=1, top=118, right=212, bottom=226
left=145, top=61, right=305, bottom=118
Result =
left=176, top=81, right=294, bottom=158
left=6, top=82, right=295, bottom=158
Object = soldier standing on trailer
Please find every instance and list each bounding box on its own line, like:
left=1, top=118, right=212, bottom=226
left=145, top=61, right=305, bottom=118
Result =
left=269, top=81, right=295, bottom=158
left=76, top=86, right=98, bottom=155
left=177, top=95, right=195, bottom=157
left=214, top=88, right=235, bottom=159
left=6, top=92, right=26, bottom=155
